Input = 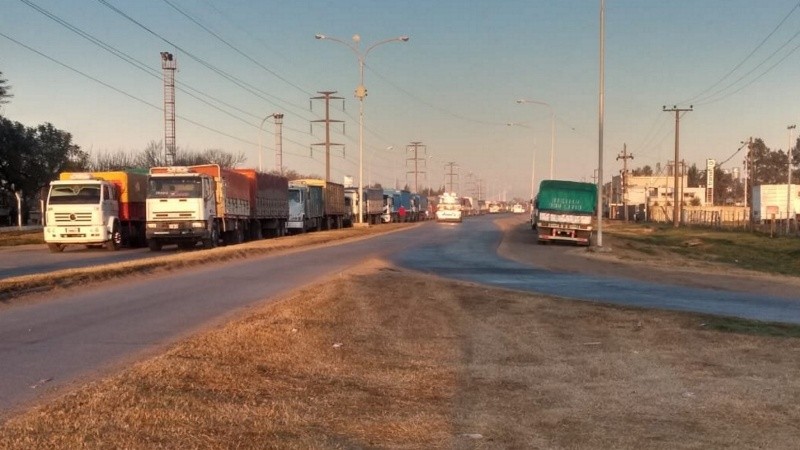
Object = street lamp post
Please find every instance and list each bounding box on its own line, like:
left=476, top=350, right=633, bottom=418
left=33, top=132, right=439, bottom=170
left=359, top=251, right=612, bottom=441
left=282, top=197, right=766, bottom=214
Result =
left=258, top=114, right=269, bottom=172
left=788, top=124, right=796, bottom=234
left=517, top=99, right=555, bottom=180
left=316, top=33, right=409, bottom=225
left=258, top=113, right=284, bottom=174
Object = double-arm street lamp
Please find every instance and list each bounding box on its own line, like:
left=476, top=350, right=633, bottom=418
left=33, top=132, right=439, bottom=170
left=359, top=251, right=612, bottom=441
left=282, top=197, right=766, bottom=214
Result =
left=517, top=99, right=556, bottom=180
left=315, top=33, right=409, bottom=224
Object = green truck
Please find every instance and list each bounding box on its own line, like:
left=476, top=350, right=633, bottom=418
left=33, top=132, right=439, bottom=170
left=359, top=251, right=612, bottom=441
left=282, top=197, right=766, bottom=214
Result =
left=533, top=180, right=597, bottom=246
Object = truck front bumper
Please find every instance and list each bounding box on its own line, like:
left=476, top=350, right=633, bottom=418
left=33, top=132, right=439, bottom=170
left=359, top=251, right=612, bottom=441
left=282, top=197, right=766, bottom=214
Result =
left=44, top=225, right=108, bottom=244
left=146, top=221, right=209, bottom=241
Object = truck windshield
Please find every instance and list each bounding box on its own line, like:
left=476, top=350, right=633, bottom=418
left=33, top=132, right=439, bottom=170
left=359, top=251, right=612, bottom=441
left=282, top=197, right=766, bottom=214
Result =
left=48, top=184, right=101, bottom=205
left=148, top=177, right=203, bottom=199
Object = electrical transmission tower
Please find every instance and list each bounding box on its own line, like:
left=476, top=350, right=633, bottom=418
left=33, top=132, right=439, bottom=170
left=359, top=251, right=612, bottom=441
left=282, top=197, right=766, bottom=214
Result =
left=444, top=162, right=459, bottom=193
left=406, top=141, right=427, bottom=193
left=311, top=91, right=344, bottom=182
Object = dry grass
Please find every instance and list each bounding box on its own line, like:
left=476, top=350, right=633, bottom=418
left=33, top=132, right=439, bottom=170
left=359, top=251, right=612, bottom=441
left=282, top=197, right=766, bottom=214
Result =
left=2, top=262, right=800, bottom=448
left=0, top=223, right=414, bottom=302
left=0, top=229, right=43, bottom=246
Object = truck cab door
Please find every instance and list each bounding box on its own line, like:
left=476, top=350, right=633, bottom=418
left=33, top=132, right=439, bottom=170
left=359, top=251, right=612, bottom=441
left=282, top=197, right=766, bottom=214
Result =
left=103, top=184, right=119, bottom=218
left=203, top=178, right=216, bottom=219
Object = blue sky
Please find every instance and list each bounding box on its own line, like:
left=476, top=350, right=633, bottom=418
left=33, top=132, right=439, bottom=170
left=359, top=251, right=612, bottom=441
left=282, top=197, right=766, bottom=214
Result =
left=2, top=0, right=800, bottom=200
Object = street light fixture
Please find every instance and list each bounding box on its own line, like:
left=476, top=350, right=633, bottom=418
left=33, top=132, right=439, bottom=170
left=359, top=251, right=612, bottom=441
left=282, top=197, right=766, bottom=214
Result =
left=516, top=99, right=556, bottom=180
left=316, top=33, right=409, bottom=225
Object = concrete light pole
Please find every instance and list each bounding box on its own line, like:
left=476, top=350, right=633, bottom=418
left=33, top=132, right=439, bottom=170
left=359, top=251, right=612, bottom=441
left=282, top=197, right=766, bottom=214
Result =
left=597, top=0, right=605, bottom=247
left=315, top=33, right=409, bottom=225
left=517, top=99, right=555, bottom=180
left=788, top=124, right=796, bottom=234
left=258, top=113, right=284, bottom=174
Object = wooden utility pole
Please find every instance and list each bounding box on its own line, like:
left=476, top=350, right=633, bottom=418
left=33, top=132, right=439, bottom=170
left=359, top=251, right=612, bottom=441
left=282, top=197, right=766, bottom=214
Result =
left=663, top=105, right=693, bottom=227
left=616, top=143, right=633, bottom=221
left=311, top=91, right=344, bottom=182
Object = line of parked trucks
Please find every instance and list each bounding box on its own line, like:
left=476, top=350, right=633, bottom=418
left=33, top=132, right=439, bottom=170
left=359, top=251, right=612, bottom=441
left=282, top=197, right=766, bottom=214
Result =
left=42, top=167, right=432, bottom=253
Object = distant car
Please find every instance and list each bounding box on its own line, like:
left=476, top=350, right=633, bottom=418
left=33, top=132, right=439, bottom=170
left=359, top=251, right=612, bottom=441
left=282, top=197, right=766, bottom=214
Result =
left=512, top=204, right=524, bottom=214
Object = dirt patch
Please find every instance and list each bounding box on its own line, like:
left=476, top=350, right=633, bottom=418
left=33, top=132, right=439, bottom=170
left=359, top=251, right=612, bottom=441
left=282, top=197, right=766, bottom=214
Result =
left=2, top=260, right=799, bottom=448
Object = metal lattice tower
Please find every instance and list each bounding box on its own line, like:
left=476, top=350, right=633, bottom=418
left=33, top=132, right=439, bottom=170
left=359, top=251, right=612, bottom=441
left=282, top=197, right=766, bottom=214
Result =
left=161, top=52, right=177, bottom=166
left=405, top=141, right=427, bottom=193
left=311, top=91, right=344, bottom=182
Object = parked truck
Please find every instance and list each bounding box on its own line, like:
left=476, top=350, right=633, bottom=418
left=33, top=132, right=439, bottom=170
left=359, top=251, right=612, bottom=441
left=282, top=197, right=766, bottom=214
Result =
left=288, top=180, right=324, bottom=233
left=44, top=171, right=148, bottom=252
left=534, top=180, right=597, bottom=246
left=380, top=189, right=411, bottom=222
left=435, top=192, right=463, bottom=223
left=235, top=169, right=289, bottom=238
left=751, top=184, right=799, bottom=223
left=146, top=165, right=250, bottom=250
left=289, top=179, right=346, bottom=230
left=345, top=186, right=384, bottom=225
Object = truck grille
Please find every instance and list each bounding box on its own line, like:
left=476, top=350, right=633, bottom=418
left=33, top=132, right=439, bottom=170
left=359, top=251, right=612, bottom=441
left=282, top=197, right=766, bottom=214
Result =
left=53, top=212, right=93, bottom=223
left=153, top=212, right=197, bottom=219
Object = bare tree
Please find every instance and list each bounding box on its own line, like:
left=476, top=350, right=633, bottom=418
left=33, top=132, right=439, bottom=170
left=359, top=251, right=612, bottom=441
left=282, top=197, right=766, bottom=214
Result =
left=0, top=71, right=12, bottom=104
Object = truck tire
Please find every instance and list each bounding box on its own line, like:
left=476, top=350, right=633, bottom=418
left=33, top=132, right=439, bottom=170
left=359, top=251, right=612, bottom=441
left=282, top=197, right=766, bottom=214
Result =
left=47, top=243, right=65, bottom=253
left=148, top=239, right=162, bottom=252
left=105, top=223, right=121, bottom=251
left=202, top=226, right=219, bottom=249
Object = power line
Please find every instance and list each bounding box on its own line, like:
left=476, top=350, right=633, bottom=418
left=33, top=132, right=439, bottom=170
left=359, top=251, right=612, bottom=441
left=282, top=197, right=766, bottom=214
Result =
left=680, top=0, right=800, bottom=105
left=696, top=36, right=800, bottom=106
left=19, top=0, right=312, bottom=142
left=159, top=0, right=311, bottom=97
left=94, top=0, right=315, bottom=119
left=0, top=31, right=314, bottom=158
left=366, top=65, right=508, bottom=127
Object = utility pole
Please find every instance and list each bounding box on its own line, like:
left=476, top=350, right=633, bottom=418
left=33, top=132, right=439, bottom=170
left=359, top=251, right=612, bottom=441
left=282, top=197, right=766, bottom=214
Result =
left=160, top=52, right=176, bottom=166
left=663, top=105, right=693, bottom=227
left=616, top=143, right=633, bottom=221
left=444, top=162, right=459, bottom=193
left=311, top=91, right=344, bottom=182
left=744, top=137, right=753, bottom=213
left=405, top=141, right=427, bottom=193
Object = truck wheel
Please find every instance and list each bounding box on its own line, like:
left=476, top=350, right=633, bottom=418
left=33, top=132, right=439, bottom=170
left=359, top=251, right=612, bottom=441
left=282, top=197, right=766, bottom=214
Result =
left=105, top=224, right=121, bottom=251
left=203, top=226, right=219, bottom=249
left=148, top=239, right=162, bottom=252
left=47, top=243, right=65, bottom=253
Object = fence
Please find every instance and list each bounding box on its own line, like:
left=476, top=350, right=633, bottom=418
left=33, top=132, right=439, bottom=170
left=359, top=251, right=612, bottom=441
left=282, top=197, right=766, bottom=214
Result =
left=645, top=205, right=799, bottom=236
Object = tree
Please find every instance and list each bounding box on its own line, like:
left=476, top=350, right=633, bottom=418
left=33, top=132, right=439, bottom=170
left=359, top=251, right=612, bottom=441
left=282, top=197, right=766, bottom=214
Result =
left=0, top=71, right=12, bottom=104
left=0, top=117, right=89, bottom=221
left=631, top=165, right=653, bottom=176
left=686, top=163, right=702, bottom=187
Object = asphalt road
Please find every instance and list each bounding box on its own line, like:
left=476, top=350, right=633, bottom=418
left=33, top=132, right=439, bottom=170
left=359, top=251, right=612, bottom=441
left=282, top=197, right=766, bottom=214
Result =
left=2, top=215, right=800, bottom=417
left=391, top=215, right=800, bottom=323
left=0, top=244, right=160, bottom=280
